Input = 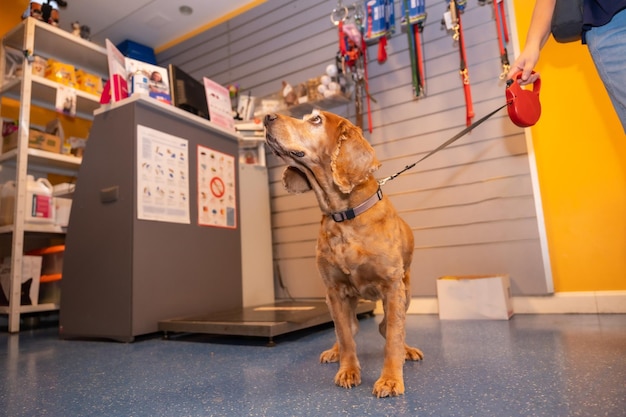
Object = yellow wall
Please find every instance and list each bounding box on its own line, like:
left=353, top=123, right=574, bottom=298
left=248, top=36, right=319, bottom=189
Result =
left=3, top=2, right=624, bottom=292
left=512, top=1, right=626, bottom=291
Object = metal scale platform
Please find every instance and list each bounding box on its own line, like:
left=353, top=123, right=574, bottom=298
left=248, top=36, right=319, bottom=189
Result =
left=158, top=299, right=377, bottom=345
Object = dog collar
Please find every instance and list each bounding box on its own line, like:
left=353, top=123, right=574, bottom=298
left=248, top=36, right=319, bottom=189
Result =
left=330, top=187, right=383, bottom=222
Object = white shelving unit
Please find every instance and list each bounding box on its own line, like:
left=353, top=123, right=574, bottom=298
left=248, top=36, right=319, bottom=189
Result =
left=0, top=18, right=107, bottom=332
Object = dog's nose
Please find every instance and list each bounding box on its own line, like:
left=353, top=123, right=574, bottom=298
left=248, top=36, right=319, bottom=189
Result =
left=264, top=113, right=278, bottom=127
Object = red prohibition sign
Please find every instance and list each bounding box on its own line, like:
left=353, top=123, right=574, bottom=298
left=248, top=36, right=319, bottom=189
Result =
left=209, top=176, right=225, bottom=198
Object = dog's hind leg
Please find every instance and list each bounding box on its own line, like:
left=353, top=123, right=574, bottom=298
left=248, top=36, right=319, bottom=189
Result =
left=321, top=292, right=361, bottom=389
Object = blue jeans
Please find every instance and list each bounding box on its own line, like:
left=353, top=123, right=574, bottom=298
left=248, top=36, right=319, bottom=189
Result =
left=585, top=8, right=626, bottom=134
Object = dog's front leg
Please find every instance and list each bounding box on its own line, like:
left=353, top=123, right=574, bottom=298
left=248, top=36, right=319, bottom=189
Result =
left=373, top=284, right=407, bottom=398
left=324, top=290, right=361, bottom=389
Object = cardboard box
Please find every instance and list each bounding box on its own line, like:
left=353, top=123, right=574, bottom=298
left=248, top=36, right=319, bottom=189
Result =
left=437, top=275, right=514, bottom=320
left=45, top=59, right=77, bottom=88
left=55, top=197, right=72, bottom=227
left=75, top=69, right=103, bottom=96
left=2, top=129, right=61, bottom=154
left=0, top=256, right=42, bottom=306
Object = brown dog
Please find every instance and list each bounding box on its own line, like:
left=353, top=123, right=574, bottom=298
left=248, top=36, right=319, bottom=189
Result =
left=264, top=110, right=423, bottom=397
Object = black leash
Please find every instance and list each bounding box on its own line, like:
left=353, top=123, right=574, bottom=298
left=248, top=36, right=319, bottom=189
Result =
left=378, top=100, right=510, bottom=185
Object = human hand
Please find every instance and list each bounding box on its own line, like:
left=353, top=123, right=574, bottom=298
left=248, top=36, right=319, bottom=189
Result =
left=507, top=48, right=541, bottom=85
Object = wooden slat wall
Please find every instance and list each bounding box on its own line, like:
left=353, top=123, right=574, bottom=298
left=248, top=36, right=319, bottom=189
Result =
left=158, top=0, right=552, bottom=297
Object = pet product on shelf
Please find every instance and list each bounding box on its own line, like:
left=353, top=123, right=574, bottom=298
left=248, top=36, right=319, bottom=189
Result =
left=0, top=176, right=55, bottom=226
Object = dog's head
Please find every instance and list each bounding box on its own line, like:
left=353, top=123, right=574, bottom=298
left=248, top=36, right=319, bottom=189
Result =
left=264, top=110, right=380, bottom=194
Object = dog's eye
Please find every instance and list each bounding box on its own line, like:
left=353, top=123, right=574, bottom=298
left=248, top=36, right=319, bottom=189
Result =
left=309, top=115, right=322, bottom=125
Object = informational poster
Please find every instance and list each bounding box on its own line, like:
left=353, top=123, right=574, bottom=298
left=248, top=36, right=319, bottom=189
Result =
left=203, top=77, right=236, bottom=132
left=137, top=125, right=190, bottom=224
left=197, top=145, right=237, bottom=228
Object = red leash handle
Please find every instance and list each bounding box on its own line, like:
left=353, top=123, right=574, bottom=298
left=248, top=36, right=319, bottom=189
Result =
left=506, top=71, right=542, bottom=127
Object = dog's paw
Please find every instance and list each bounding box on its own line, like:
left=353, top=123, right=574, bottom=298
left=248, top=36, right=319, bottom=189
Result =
left=334, top=367, right=361, bottom=389
left=405, top=344, right=424, bottom=361
left=319, top=345, right=340, bottom=363
left=372, top=377, right=405, bottom=398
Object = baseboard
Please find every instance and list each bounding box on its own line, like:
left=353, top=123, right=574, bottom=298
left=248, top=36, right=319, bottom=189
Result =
left=511, top=291, right=626, bottom=314
left=373, top=291, right=626, bottom=315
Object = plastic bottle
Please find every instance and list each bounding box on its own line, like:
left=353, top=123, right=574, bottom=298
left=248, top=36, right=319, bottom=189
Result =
left=0, top=176, right=55, bottom=226
left=26, top=175, right=55, bottom=225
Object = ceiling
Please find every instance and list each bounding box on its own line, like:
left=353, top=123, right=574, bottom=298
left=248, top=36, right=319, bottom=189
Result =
left=54, top=0, right=262, bottom=51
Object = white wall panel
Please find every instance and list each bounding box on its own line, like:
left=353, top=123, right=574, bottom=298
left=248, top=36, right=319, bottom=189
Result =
left=158, top=0, right=552, bottom=298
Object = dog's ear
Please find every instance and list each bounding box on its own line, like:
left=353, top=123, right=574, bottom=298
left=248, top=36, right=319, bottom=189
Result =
left=282, top=166, right=312, bottom=194
left=331, top=122, right=380, bottom=193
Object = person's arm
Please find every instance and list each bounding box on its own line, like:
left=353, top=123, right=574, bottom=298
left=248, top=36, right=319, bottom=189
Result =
left=507, top=0, right=556, bottom=84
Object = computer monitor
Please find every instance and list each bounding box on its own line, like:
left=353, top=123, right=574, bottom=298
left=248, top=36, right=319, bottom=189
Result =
left=167, top=64, right=209, bottom=120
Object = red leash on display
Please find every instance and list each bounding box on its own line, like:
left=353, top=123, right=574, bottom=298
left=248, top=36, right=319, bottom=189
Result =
left=413, top=1, right=427, bottom=96
left=363, top=4, right=373, bottom=133
left=491, top=0, right=511, bottom=78
left=414, top=23, right=426, bottom=95
left=453, top=0, right=474, bottom=127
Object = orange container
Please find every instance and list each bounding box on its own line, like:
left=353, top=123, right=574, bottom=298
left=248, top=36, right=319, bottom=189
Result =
left=27, top=246, right=64, bottom=305
left=27, top=245, right=64, bottom=277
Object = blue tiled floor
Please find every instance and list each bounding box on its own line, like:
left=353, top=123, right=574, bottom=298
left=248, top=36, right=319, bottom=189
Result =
left=1, top=313, right=625, bottom=417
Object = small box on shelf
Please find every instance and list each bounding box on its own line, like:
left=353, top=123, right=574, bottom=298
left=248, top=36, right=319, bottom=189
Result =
left=2, top=129, right=61, bottom=154
left=44, top=59, right=77, bottom=88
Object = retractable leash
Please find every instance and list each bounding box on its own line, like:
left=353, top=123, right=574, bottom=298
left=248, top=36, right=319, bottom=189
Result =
left=378, top=72, right=541, bottom=186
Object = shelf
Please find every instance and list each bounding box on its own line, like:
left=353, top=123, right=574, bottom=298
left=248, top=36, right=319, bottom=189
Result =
left=0, top=223, right=66, bottom=235
left=0, top=17, right=106, bottom=332
left=282, top=94, right=351, bottom=118
left=3, top=18, right=108, bottom=79
left=0, top=75, right=101, bottom=119
left=0, top=147, right=81, bottom=175
left=0, top=303, right=59, bottom=314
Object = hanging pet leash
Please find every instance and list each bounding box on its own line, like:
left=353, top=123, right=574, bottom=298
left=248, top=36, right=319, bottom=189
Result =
left=443, top=0, right=474, bottom=126
left=481, top=0, right=511, bottom=78
left=402, top=0, right=427, bottom=98
left=333, top=2, right=371, bottom=132
left=493, top=0, right=510, bottom=78
left=378, top=72, right=542, bottom=186
left=361, top=4, right=373, bottom=133
left=413, top=1, right=427, bottom=96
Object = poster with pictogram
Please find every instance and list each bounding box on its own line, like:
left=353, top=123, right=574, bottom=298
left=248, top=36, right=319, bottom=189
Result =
left=197, top=145, right=237, bottom=228
left=137, top=125, right=190, bottom=224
